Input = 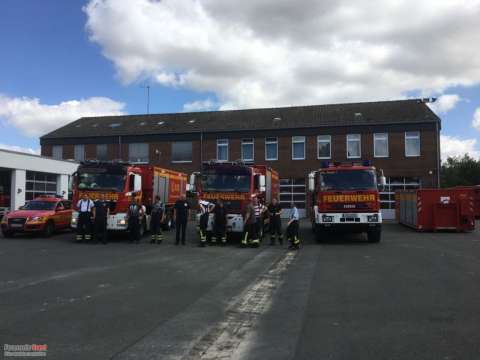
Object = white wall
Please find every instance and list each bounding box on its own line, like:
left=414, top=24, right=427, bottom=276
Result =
left=56, top=174, right=70, bottom=199
left=10, top=169, right=26, bottom=210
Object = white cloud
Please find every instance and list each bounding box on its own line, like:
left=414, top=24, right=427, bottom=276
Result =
left=0, top=143, right=40, bottom=155
left=428, top=94, right=461, bottom=114
left=0, top=95, right=126, bottom=137
left=440, top=135, right=480, bottom=160
left=182, top=98, right=217, bottom=112
left=472, top=108, right=480, bottom=130
left=84, top=0, right=480, bottom=109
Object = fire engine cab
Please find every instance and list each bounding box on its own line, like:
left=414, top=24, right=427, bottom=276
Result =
left=189, top=161, right=279, bottom=236
left=308, top=161, right=386, bottom=243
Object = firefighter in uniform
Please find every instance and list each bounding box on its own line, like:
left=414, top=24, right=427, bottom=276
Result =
left=76, top=193, right=95, bottom=242
left=150, top=196, right=165, bottom=244
left=198, top=199, right=212, bottom=247
left=254, top=199, right=267, bottom=240
left=127, top=198, right=143, bottom=244
left=268, top=198, right=283, bottom=245
left=242, top=200, right=260, bottom=247
left=93, top=193, right=109, bottom=244
left=286, top=202, right=300, bottom=250
left=212, top=199, right=228, bottom=245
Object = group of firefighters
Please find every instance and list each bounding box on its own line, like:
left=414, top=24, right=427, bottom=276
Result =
left=75, top=192, right=300, bottom=250
left=198, top=197, right=300, bottom=250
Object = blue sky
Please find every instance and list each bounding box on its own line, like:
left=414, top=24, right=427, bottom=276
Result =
left=0, top=0, right=479, bottom=159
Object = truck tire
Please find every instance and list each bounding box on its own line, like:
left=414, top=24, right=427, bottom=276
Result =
left=314, top=225, right=326, bottom=243
left=2, top=230, right=14, bottom=238
left=367, top=227, right=381, bottom=243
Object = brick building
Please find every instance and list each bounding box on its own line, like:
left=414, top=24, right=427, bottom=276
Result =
left=40, top=99, right=441, bottom=218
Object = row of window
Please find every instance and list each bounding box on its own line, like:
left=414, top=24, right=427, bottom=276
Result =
left=52, top=131, right=421, bottom=163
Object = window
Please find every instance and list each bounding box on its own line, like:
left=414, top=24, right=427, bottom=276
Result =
left=241, top=138, right=254, bottom=162
left=292, top=136, right=305, bottom=160
left=265, top=137, right=278, bottom=161
left=52, top=145, right=63, bottom=160
left=74, top=145, right=85, bottom=162
left=25, top=171, right=57, bottom=201
left=96, top=144, right=108, bottom=161
left=172, top=141, right=192, bottom=162
left=128, top=143, right=149, bottom=163
left=317, top=135, right=331, bottom=159
left=374, top=133, right=389, bottom=158
left=217, top=139, right=229, bottom=162
left=405, top=131, right=420, bottom=157
left=347, top=134, right=361, bottom=158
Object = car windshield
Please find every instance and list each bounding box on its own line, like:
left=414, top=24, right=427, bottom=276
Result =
left=78, top=172, right=126, bottom=192
left=23, top=201, right=57, bottom=210
left=320, top=170, right=377, bottom=191
left=201, top=173, right=251, bottom=192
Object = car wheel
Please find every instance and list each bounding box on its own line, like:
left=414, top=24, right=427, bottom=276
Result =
left=43, top=221, right=55, bottom=237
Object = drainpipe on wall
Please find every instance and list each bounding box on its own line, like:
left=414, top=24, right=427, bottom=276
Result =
left=436, top=121, right=441, bottom=188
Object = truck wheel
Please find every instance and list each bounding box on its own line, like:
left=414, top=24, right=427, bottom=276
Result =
left=367, top=228, right=381, bottom=243
left=2, top=230, right=14, bottom=238
left=43, top=221, right=55, bottom=237
left=315, top=225, right=326, bottom=243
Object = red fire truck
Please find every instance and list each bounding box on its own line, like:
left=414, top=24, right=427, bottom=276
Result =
left=189, top=161, right=279, bottom=236
left=71, top=161, right=187, bottom=235
left=308, top=162, right=386, bottom=243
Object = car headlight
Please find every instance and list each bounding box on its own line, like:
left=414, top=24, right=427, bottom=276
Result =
left=71, top=217, right=77, bottom=224
left=29, top=216, right=45, bottom=222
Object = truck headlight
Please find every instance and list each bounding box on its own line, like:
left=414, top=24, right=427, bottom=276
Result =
left=322, top=215, right=333, bottom=222
left=117, top=218, right=127, bottom=226
left=367, top=214, right=379, bottom=222
left=71, top=217, right=77, bottom=224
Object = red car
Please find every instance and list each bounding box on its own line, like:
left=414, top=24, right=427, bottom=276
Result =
left=1, top=195, right=72, bottom=237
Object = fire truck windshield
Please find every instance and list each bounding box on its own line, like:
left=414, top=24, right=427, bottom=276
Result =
left=320, top=170, right=377, bottom=191
left=77, top=172, right=126, bottom=192
left=201, top=173, right=251, bottom=192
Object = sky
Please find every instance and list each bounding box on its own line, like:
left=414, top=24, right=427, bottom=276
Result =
left=0, top=0, right=479, bottom=161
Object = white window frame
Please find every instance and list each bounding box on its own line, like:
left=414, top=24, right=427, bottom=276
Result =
left=128, top=143, right=149, bottom=164
left=405, top=131, right=421, bottom=157
left=96, top=144, right=108, bottom=161
left=241, top=138, right=254, bottom=162
left=171, top=141, right=193, bottom=163
left=317, top=135, right=331, bottom=159
left=292, top=136, right=306, bottom=160
left=52, top=145, right=63, bottom=160
left=346, top=134, right=361, bottom=159
left=216, top=139, right=229, bottom=162
left=374, top=133, right=389, bottom=158
left=265, top=137, right=278, bottom=161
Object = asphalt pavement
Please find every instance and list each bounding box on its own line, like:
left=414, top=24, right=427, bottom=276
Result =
left=1, top=221, right=479, bottom=360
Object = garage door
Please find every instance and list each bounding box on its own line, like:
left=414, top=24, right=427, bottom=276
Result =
left=279, top=178, right=306, bottom=218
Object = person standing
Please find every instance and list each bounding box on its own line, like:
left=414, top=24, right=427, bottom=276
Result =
left=76, top=193, right=95, bottom=242
left=93, top=194, right=109, bottom=244
left=127, top=198, right=143, bottom=244
left=150, top=196, right=165, bottom=244
left=213, top=199, right=228, bottom=245
left=174, top=195, right=190, bottom=246
left=242, top=200, right=259, bottom=247
left=254, top=199, right=267, bottom=240
left=198, top=199, right=211, bottom=247
left=286, top=202, right=300, bottom=250
left=268, top=198, right=283, bottom=245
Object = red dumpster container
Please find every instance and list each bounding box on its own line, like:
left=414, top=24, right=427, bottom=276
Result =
left=454, top=185, right=480, bottom=219
left=397, top=188, right=475, bottom=232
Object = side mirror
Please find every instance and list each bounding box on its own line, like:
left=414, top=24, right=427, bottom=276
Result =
left=133, top=174, right=142, bottom=192
left=378, top=170, right=386, bottom=189
left=308, top=172, right=315, bottom=192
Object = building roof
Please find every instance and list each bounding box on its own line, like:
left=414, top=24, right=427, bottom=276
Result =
left=41, top=99, right=440, bottom=140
